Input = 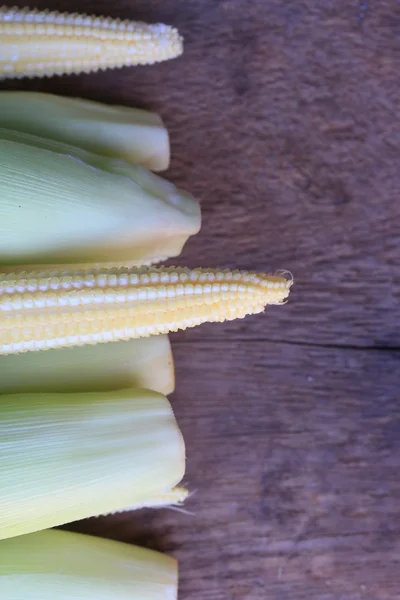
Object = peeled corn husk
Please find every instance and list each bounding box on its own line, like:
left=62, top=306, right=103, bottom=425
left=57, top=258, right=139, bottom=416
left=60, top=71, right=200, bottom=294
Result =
left=0, top=335, right=174, bottom=395
left=0, top=135, right=200, bottom=268
left=0, top=266, right=292, bottom=355
left=0, top=528, right=178, bottom=600
left=0, top=91, right=170, bottom=171
left=0, top=6, right=183, bottom=80
left=0, top=388, right=185, bottom=540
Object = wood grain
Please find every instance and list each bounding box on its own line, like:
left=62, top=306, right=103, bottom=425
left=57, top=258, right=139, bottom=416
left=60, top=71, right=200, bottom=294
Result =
left=2, top=1, right=400, bottom=598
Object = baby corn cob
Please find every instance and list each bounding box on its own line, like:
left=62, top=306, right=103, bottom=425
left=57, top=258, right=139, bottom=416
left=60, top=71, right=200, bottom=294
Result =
left=0, top=92, right=170, bottom=171
left=0, top=136, right=200, bottom=269
left=0, top=529, right=178, bottom=600
left=0, top=335, right=174, bottom=395
left=0, top=266, right=293, bottom=355
left=0, top=6, right=183, bottom=79
left=0, top=388, right=186, bottom=540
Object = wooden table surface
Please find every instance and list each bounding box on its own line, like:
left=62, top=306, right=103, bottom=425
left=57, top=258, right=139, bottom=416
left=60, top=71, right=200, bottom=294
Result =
left=3, top=1, right=400, bottom=598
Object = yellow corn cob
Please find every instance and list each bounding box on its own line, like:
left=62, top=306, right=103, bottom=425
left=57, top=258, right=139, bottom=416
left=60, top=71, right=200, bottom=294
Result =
left=0, top=6, right=183, bottom=79
left=0, top=91, right=170, bottom=171
left=0, top=335, right=174, bottom=395
left=0, top=136, right=201, bottom=269
left=0, top=529, right=178, bottom=600
left=0, top=387, right=186, bottom=540
left=0, top=266, right=293, bottom=355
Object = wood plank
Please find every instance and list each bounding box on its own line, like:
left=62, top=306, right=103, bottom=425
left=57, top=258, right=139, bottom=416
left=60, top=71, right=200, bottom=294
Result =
left=2, top=1, right=400, bottom=347
left=68, top=340, right=400, bottom=600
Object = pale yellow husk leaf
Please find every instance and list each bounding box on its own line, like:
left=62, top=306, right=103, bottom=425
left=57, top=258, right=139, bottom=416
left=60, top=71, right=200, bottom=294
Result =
left=0, top=388, right=185, bottom=540
left=0, top=528, right=178, bottom=600
left=0, top=91, right=170, bottom=171
left=0, top=137, right=200, bottom=268
left=0, top=335, right=174, bottom=395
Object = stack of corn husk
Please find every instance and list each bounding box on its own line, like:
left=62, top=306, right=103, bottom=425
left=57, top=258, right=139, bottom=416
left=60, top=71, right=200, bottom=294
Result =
left=0, top=7, right=293, bottom=599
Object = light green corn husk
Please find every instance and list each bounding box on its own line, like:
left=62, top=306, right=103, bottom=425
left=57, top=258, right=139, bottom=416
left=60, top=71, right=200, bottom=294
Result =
left=0, top=388, right=186, bottom=540
left=0, top=135, right=201, bottom=269
left=0, top=91, right=170, bottom=171
left=0, top=529, right=178, bottom=600
left=0, top=335, right=174, bottom=396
